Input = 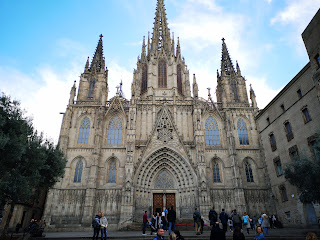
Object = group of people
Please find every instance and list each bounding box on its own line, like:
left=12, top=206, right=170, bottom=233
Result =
left=28, top=219, right=46, bottom=237
left=153, top=228, right=185, bottom=240
left=92, top=212, right=108, bottom=240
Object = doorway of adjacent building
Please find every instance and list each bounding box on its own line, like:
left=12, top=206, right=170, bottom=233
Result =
left=153, top=193, right=175, bottom=215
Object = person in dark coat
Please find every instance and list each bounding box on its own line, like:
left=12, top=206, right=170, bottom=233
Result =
left=233, top=226, right=245, bottom=240
left=174, top=230, right=185, bottom=240
left=167, top=206, right=176, bottom=234
left=209, top=207, right=218, bottom=227
left=210, top=222, right=226, bottom=240
left=153, top=228, right=165, bottom=240
left=219, top=209, right=229, bottom=232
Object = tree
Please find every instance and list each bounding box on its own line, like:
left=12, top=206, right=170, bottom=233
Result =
left=0, top=93, right=67, bottom=237
left=284, top=137, right=320, bottom=204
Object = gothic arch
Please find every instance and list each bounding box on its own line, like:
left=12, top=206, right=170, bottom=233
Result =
left=104, top=114, right=125, bottom=146
left=135, top=147, right=197, bottom=190
left=69, top=156, right=87, bottom=184
left=242, top=157, right=258, bottom=184
left=210, top=157, right=224, bottom=184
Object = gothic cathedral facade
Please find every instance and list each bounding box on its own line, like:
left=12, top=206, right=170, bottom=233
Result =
left=43, top=0, right=273, bottom=230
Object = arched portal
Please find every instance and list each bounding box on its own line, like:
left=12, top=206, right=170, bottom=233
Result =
left=134, top=147, right=198, bottom=219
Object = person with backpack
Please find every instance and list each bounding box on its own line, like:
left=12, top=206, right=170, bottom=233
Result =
left=242, top=212, right=251, bottom=234
left=193, top=208, right=202, bottom=235
left=219, top=209, right=229, bottom=232
left=231, top=209, right=242, bottom=229
left=208, top=207, right=218, bottom=228
left=92, top=212, right=101, bottom=240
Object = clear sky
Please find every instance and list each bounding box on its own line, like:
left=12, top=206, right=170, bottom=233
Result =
left=0, top=0, right=319, bottom=143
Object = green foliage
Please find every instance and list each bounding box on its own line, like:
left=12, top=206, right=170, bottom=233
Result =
left=0, top=92, right=67, bottom=204
left=284, top=138, right=320, bottom=204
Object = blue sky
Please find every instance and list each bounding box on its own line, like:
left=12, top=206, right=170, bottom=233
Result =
left=0, top=0, right=319, bottom=143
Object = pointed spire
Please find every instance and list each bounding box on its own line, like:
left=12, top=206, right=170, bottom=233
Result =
left=171, top=32, right=175, bottom=55
left=90, top=34, right=105, bottom=72
left=193, top=73, right=199, bottom=99
left=141, top=36, right=146, bottom=59
left=221, top=38, right=235, bottom=75
left=250, top=84, right=257, bottom=108
left=176, top=37, right=181, bottom=57
left=147, top=32, right=151, bottom=55
left=151, top=0, right=172, bottom=54
left=236, top=60, right=241, bottom=76
left=84, top=56, right=89, bottom=72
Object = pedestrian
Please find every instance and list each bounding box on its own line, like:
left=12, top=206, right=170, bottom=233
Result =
left=210, top=222, right=226, bottom=240
left=162, top=215, right=168, bottom=231
left=251, top=216, right=256, bottom=230
left=306, top=232, right=318, bottom=240
left=193, top=207, right=202, bottom=235
left=174, top=230, right=185, bottom=240
left=219, top=209, right=229, bottom=232
left=253, top=226, right=265, bottom=240
left=153, top=228, right=165, bottom=240
left=261, top=214, right=270, bottom=236
left=150, top=215, right=157, bottom=235
left=200, top=217, right=204, bottom=234
left=169, top=233, right=176, bottom=240
left=231, top=209, right=242, bottom=229
left=209, top=207, right=218, bottom=228
left=228, top=218, right=233, bottom=232
left=233, top=226, right=245, bottom=240
left=92, top=212, right=101, bottom=240
left=100, top=212, right=108, bottom=240
left=154, top=212, right=162, bottom=231
left=167, top=206, right=176, bottom=234
left=142, top=211, right=148, bottom=235
left=242, top=212, right=251, bottom=234
left=271, top=215, right=276, bottom=229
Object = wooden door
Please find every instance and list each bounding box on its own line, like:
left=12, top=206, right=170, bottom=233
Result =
left=153, top=193, right=163, bottom=215
left=166, top=193, right=175, bottom=210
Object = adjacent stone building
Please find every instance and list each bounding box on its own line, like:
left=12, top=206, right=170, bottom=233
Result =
left=42, top=0, right=272, bottom=231
left=255, top=9, right=320, bottom=227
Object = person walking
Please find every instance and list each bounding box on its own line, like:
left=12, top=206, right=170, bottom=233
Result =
left=253, top=226, right=265, bottom=240
left=209, top=207, right=218, bottom=228
left=100, top=212, right=108, bottom=240
left=228, top=218, right=233, bottom=232
left=153, top=228, right=165, bottom=240
left=219, top=209, right=229, bottom=232
left=92, top=212, right=101, bottom=240
left=174, top=230, right=185, bottom=240
left=142, top=211, right=148, bottom=235
left=210, top=222, right=226, bottom=240
left=154, top=212, right=162, bottom=232
left=231, top=210, right=242, bottom=229
left=232, top=226, right=245, bottom=240
left=251, top=216, right=256, bottom=230
left=193, top=208, right=202, bottom=235
left=261, top=214, right=270, bottom=236
left=242, top=212, right=251, bottom=234
left=167, top=206, right=176, bottom=235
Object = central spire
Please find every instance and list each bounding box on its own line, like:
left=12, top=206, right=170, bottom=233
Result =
left=151, top=0, right=172, bottom=54
left=90, top=34, right=105, bottom=73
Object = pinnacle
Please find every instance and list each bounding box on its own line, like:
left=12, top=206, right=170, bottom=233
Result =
left=90, top=35, right=105, bottom=72
left=221, top=38, right=235, bottom=75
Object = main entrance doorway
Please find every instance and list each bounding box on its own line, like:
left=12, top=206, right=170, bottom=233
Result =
left=153, top=193, right=175, bottom=214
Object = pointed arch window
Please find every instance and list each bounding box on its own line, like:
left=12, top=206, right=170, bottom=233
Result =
left=107, top=116, right=122, bottom=145
left=231, top=79, right=239, bottom=102
left=158, top=59, right=167, bottom=88
left=205, top=116, right=220, bottom=145
left=212, top=161, right=221, bottom=183
left=141, top=64, right=148, bottom=93
left=177, top=64, right=183, bottom=94
left=74, top=160, right=83, bottom=183
left=78, top=117, right=90, bottom=144
left=237, top=119, right=249, bottom=145
left=108, top=160, right=116, bottom=183
left=244, top=161, right=254, bottom=182
left=88, top=78, right=96, bottom=98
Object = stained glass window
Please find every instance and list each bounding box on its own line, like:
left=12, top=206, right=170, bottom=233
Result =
left=158, top=60, right=167, bottom=88
left=212, top=161, right=221, bottom=183
left=88, top=78, right=95, bottom=98
left=154, top=170, right=174, bottom=189
left=74, top=160, right=83, bottom=183
left=205, top=116, right=220, bottom=145
left=141, top=64, right=148, bottom=93
left=107, top=116, right=122, bottom=145
left=108, top=161, right=116, bottom=183
left=177, top=65, right=182, bottom=94
left=237, top=119, right=249, bottom=145
left=78, top=117, right=90, bottom=144
left=245, top=161, right=254, bottom=182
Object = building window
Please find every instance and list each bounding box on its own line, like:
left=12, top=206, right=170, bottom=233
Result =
left=212, top=161, right=221, bottom=183
left=107, top=160, right=116, bottom=183
left=266, top=117, right=270, bottom=125
left=74, top=160, right=83, bottom=183
left=158, top=59, right=167, bottom=88
left=205, top=116, right=220, bottom=145
left=280, top=104, right=285, bottom=112
left=284, top=121, right=294, bottom=141
left=308, top=134, right=319, bottom=161
left=244, top=161, right=254, bottom=182
left=289, top=145, right=299, bottom=161
left=237, top=119, right=249, bottom=145
left=107, top=116, right=122, bottom=145
left=273, top=157, right=283, bottom=177
left=141, top=64, right=148, bottom=93
left=231, top=79, right=239, bottom=102
left=297, top=89, right=302, bottom=98
left=78, top=117, right=90, bottom=144
left=177, top=64, right=183, bottom=95
left=302, top=107, right=312, bottom=123
left=88, top=78, right=96, bottom=98
left=279, top=185, right=288, bottom=202
left=269, top=133, right=277, bottom=151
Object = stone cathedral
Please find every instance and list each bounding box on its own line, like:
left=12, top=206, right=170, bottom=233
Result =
left=43, top=0, right=273, bottom=230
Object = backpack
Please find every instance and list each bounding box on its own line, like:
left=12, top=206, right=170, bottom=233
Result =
left=243, top=216, right=248, bottom=225
left=232, top=213, right=241, bottom=224
left=91, top=218, right=99, bottom=228
left=209, top=210, right=217, bottom=222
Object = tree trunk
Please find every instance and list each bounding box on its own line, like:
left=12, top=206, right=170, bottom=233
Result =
left=1, top=202, right=15, bottom=237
